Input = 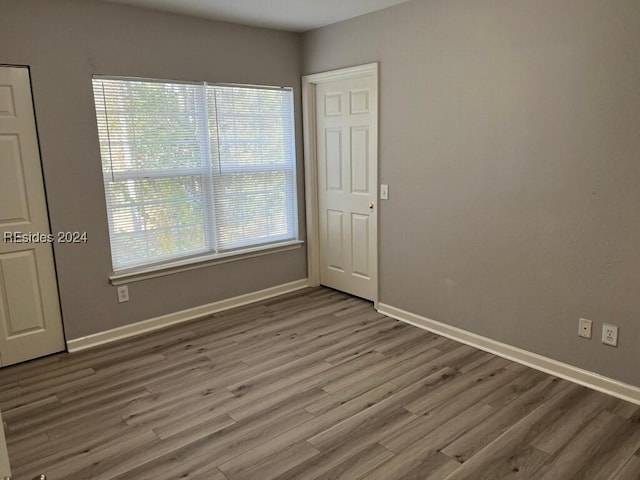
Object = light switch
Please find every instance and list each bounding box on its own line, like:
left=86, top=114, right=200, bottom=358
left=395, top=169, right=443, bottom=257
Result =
left=380, top=184, right=389, bottom=200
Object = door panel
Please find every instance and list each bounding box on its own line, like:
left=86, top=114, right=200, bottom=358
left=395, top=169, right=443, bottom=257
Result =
left=349, top=89, right=370, bottom=115
left=0, top=134, right=31, bottom=225
left=325, top=128, right=343, bottom=191
left=316, top=72, right=377, bottom=301
left=0, top=250, right=47, bottom=334
left=351, top=213, right=370, bottom=279
left=0, top=66, right=65, bottom=367
left=324, top=92, right=342, bottom=117
left=326, top=210, right=345, bottom=272
left=350, top=126, right=369, bottom=194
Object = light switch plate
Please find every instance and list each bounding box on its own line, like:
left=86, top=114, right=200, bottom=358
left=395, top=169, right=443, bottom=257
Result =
left=380, top=184, right=389, bottom=200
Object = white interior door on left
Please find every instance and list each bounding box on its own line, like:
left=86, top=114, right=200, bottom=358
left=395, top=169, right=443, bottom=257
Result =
left=0, top=66, right=65, bottom=367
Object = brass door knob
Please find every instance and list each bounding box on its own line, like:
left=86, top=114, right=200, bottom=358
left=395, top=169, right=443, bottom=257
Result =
left=368, top=202, right=375, bottom=209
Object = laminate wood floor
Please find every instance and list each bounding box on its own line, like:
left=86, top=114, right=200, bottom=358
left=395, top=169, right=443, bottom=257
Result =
left=1, top=287, right=639, bottom=479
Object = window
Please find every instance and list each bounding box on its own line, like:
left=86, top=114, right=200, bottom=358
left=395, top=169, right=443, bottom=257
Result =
left=92, top=77, right=298, bottom=274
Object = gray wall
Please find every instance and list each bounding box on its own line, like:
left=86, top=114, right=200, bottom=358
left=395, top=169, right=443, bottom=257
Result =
left=304, top=0, right=640, bottom=386
left=0, top=0, right=306, bottom=339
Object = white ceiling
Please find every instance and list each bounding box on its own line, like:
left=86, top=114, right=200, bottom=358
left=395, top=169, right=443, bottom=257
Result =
left=98, top=0, right=414, bottom=32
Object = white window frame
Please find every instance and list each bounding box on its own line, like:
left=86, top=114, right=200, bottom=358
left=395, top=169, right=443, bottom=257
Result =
left=92, top=76, right=302, bottom=284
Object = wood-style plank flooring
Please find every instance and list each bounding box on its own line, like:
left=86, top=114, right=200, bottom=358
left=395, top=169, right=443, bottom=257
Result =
left=1, top=287, right=640, bottom=479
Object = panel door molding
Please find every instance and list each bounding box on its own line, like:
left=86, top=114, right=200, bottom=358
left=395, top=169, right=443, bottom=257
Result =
left=0, top=66, right=65, bottom=367
left=302, top=63, right=379, bottom=302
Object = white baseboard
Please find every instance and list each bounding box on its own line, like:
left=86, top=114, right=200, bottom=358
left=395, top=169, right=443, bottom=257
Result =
left=377, top=303, right=640, bottom=406
left=67, top=279, right=309, bottom=352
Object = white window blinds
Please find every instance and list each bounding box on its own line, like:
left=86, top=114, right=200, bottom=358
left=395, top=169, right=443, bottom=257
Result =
left=92, top=77, right=298, bottom=272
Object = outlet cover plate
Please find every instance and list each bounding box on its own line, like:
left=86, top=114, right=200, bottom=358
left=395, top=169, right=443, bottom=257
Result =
left=602, top=323, right=618, bottom=347
left=578, top=318, right=592, bottom=339
left=117, top=285, right=129, bottom=303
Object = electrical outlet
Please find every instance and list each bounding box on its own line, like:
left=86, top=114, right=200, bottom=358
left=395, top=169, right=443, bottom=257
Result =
left=380, top=184, right=389, bottom=200
left=578, top=318, right=592, bottom=339
left=117, top=285, right=129, bottom=303
left=602, top=323, right=618, bottom=347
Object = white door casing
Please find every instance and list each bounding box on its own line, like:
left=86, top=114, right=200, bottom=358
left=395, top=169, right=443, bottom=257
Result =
left=0, top=66, right=65, bottom=366
left=0, top=409, right=9, bottom=477
left=303, top=64, right=378, bottom=302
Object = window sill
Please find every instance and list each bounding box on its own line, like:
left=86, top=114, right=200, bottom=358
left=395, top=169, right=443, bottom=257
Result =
left=109, top=240, right=304, bottom=286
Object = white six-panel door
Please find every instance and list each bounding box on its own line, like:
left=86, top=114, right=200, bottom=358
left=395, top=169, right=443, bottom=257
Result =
left=315, top=72, right=377, bottom=301
left=0, top=66, right=65, bottom=367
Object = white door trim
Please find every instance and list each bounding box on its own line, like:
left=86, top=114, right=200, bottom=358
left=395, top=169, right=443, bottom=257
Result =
left=0, top=409, right=9, bottom=478
left=302, top=62, right=379, bottom=304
